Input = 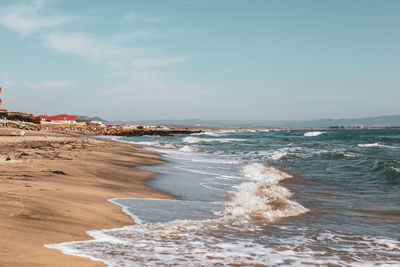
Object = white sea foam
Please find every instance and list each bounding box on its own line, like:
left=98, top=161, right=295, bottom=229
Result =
left=178, top=145, right=198, bottom=152
left=265, top=149, right=288, bottom=160
left=358, top=143, right=399, bottom=149
left=174, top=166, right=221, bottom=176
left=45, top=209, right=400, bottom=267
left=389, top=166, right=400, bottom=174
left=45, top=164, right=313, bottom=265
left=128, top=141, right=176, bottom=149
left=358, top=143, right=380, bottom=147
left=218, top=130, right=237, bottom=133
left=260, top=147, right=301, bottom=160
left=193, top=131, right=226, bottom=137
left=182, top=136, right=204, bottom=143
left=188, top=158, right=240, bottom=164
left=183, top=136, right=245, bottom=144
left=221, top=163, right=308, bottom=223
left=218, top=174, right=242, bottom=180
left=304, top=131, right=326, bottom=137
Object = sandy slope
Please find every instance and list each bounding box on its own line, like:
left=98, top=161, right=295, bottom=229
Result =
left=0, top=130, right=174, bottom=266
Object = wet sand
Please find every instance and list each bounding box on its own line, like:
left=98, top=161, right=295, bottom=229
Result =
left=0, top=130, right=174, bottom=266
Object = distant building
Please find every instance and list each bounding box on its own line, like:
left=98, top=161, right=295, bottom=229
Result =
left=123, top=124, right=141, bottom=129
left=144, top=125, right=169, bottom=130
left=90, top=120, right=105, bottom=126
left=39, top=114, right=77, bottom=124
left=329, top=126, right=345, bottom=129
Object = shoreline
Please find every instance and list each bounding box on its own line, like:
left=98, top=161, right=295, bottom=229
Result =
left=0, top=130, right=175, bottom=266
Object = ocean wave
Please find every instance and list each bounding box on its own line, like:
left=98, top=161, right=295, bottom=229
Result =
left=358, top=143, right=399, bottom=149
left=178, top=145, right=200, bottom=152
left=256, top=147, right=302, bottom=161
left=46, top=222, right=400, bottom=267
left=183, top=136, right=245, bottom=144
left=221, top=163, right=309, bottom=223
left=370, top=160, right=400, bottom=182
left=44, top=164, right=311, bottom=266
left=304, top=131, right=326, bottom=137
left=256, top=147, right=362, bottom=161
left=45, top=164, right=400, bottom=266
left=188, top=158, right=241, bottom=164
left=127, top=140, right=177, bottom=149
left=262, top=149, right=292, bottom=161
left=218, top=130, right=237, bottom=133
left=389, top=166, right=400, bottom=175
left=192, top=131, right=226, bottom=137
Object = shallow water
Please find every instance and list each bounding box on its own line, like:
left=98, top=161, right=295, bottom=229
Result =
left=46, top=129, right=400, bottom=266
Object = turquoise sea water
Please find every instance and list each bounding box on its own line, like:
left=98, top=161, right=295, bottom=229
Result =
left=47, top=129, right=400, bottom=266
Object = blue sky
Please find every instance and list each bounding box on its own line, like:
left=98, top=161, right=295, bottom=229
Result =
left=0, top=0, right=399, bottom=121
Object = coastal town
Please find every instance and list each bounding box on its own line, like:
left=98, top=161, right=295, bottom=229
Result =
left=0, top=108, right=201, bottom=136
left=0, top=88, right=200, bottom=136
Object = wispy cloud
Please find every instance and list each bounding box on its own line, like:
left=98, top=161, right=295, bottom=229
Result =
left=25, top=80, right=73, bottom=91
left=0, top=0, right=76, bottom=36
left=43, top=31, right=147, bottom=61
left=1, top=1, right=190, bottom=70
left=43, top=31, right=188, bottom=69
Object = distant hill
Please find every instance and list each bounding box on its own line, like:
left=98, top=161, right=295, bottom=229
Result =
left=76, top=115, right=108, bottom=122
left=283, top=115, right=400, bottom=128
left=120, top=115, right=400, bottom=128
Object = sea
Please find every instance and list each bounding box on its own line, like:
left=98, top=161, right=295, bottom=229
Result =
left=46, top=129, right=400, bottom=266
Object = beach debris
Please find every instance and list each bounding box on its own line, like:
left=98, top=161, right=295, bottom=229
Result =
left=5, top=156, right=11, bottom=161
left=51, top=170, right=66, bottom=175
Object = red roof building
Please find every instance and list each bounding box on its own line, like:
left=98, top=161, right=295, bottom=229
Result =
left=39, top=114, right=77, bottom=124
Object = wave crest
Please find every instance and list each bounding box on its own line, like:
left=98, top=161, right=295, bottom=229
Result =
left=221, top=163, right=309, bottom=223
left=358, top=143, right=399, bottom=149
left=304, top=131, right=325, bottom=137
left=183, top=136, right=245, bottom=144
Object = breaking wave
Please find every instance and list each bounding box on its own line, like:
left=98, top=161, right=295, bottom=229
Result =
left=178, top=145, right=199, bottom=152
left=45, top=163, right=400, bottom=266
left=358, top=143, right=399, bottom=149
left=193, top=131, right=227, bottom=137
left=45, top=224, right=400, bottom=267
left=183, top=136, right=245, bottom=144
left=127, top=141, right=177, bottom=149
left=304, top=131, right=325, bottom=137
left=221, top=163, right=309, bottom=223
left=45, top=163, right=311, bottom=265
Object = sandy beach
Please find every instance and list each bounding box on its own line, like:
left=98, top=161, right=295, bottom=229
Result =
left=0, top=130, right=175, bottom=266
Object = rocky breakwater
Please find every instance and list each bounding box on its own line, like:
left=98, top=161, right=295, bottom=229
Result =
left=0, top=120, right=41, bottom=131
left=38, top=124, right=202, bottom=136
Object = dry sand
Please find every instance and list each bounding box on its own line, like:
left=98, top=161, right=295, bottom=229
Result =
left=0, top=130, right=175, bottom=266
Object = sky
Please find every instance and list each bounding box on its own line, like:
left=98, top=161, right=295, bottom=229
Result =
left=0, top=0, right=399, bottom=121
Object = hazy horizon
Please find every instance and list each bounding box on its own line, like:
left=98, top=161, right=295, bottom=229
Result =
left=1, top=0, right=399, bottom=121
